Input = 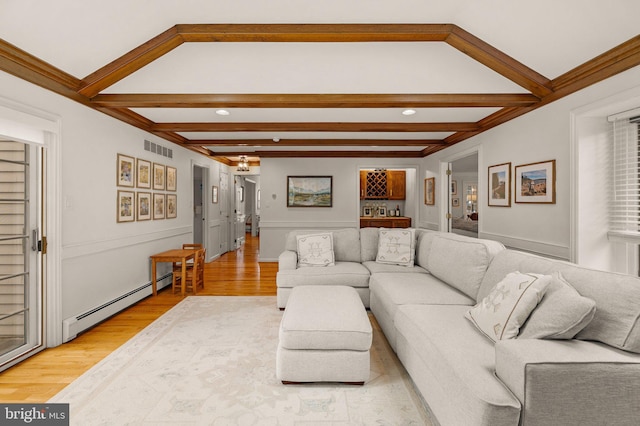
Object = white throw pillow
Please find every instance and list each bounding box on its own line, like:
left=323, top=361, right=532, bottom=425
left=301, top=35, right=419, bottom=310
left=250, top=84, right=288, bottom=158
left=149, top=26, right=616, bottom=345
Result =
left=518, top=271, right=596, bottom=339
left=465, top=271, right=551, bottom=342
left=296, top=233, right=335, bottom=267
left=376, top=228, right=415, bottom=267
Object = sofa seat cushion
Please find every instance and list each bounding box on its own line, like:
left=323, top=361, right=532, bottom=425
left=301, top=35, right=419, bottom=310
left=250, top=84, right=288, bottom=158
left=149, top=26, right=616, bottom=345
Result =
left=395, top=304, right=521, bottom=422
left=369, top=272, right=474, bottom=322
left=363, top=260, right=427, bottom=275
left=276, top=261, right=370, bottom=288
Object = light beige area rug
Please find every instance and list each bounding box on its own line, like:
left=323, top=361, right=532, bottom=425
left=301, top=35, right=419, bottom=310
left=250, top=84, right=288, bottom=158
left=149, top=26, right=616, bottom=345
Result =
left=50, top=296, right=432, bottom=425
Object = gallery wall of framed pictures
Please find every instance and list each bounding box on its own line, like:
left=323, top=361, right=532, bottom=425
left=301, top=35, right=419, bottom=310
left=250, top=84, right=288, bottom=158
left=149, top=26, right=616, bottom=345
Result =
left=116, top=153, right=177, bottom=223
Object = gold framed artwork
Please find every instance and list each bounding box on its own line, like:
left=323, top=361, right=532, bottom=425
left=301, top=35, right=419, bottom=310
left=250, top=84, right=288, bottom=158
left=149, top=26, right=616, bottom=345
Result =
left=452, top=198, right=460, bottom=207
left=488, top=162, right=511, bottom=207
left=286, top=176, right=333, bottom=207
left=515, top=160, right=556, bottom=204
left=153, top=193, right=165, bottom=220
left=117, top=154, right=135, bottom=187
left=451, top=180, right=458, bottom=196
left=136, top=158, right=151, bottom=189
left=166, top=194, right=177, bottom=219
left=212, top=185, right=218, bottom=203
left=137, top=192, right=151, bottom=221
left=117, top=190, right=135, bottom=222
left=153, top=163, right=165, bottom=190
left=424, top=177, right=435, bottom=205
left=166, top=166, right=177, bottom=191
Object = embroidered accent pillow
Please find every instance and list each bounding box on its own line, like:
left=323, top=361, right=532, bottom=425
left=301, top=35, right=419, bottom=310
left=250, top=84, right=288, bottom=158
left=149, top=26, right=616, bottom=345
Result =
left=296, top=233, right=335, bottom=267
left=375, top=228, right=415, bottom=267
left=465, top=272, right=551, bottom=342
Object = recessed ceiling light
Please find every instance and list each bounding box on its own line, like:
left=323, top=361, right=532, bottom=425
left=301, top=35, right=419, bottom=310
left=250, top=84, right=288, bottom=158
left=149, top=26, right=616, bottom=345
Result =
left=216, top=109, right=230, bottom=116
left=402, top=109, right=416, bottom=116
left=273, top=137, right=280, bottom=142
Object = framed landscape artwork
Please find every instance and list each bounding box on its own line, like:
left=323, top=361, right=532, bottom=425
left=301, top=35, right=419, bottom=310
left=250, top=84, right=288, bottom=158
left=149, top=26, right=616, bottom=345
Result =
left=117, top=154, right=135, bottom=187
left=117, top=190, right=135, bottom=222
left=287, top=176, right=333, bottom=207
left=515, top=160, right=556, bottom=204
left=136, top=159, right=151, bottom=189
left=137, top=192, right=151, bottom=221
left=424, top=177, right=435, bottom=205
left=488, top=162, right=511, bottom=207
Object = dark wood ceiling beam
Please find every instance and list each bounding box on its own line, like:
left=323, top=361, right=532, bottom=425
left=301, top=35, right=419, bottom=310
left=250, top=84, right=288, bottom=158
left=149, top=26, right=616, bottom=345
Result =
left=446, top=26, right=553, bottom=98
left=185, top=138, right=445, bottom=146
left=176, top=23, right=452, bottom=42
left=153, top=122, right=478, bottom=132
left=91, top=93, right=540, bottom=108
left=78, top=27, right=184, bottom=98
left=210, top=150, right=424, bottom=158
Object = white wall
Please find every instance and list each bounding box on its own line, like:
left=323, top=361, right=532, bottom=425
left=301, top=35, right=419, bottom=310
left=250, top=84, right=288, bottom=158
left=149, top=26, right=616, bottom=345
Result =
left=259, top=157, right=422, bottom=260
left=422, top=64, right=640, bottom=263
left=0, top=71, right=229, bottom=337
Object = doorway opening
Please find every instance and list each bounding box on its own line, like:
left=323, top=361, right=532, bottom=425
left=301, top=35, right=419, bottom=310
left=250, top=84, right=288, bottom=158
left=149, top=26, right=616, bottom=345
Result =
left=445, top=152, right=479, bottom=238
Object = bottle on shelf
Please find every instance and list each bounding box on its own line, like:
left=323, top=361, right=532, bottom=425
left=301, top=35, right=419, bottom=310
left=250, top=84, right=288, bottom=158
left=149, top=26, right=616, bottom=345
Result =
left=396, top=204, right=401, bottom=217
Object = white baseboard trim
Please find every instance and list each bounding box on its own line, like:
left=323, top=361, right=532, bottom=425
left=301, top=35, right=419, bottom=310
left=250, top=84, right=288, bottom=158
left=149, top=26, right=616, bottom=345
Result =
left=259, top=221, right=358, bottom=229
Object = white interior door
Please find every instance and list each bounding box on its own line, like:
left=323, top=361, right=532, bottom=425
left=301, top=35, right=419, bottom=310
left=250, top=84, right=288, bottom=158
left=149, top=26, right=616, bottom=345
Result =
left=219, top=171, right=230, bottom=254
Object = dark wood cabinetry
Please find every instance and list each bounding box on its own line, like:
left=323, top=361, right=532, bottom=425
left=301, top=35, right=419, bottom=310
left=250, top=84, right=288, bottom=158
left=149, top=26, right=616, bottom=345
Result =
left=360, top=170, right=405, bottom=200
left=360, top=217, right=411, bottom=228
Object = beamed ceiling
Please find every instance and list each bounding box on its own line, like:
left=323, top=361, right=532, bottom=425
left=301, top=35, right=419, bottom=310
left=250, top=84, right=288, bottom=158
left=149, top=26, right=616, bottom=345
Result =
left=1, top=19, right=640, bottom=166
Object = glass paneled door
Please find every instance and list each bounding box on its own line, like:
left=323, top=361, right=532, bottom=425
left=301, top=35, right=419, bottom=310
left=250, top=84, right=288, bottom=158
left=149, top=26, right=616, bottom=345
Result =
left=0, top=139, right=43, bottom=370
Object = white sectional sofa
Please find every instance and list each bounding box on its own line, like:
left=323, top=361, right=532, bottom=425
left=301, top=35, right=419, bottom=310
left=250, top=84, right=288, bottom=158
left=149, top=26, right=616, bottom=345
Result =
left=276, top=228, right=640, bottom=426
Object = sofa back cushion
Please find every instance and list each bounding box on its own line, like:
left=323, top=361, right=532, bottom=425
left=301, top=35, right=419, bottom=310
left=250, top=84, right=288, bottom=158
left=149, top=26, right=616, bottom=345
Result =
left=286, top=228, right=361, bottom=263
left=479, top=249, right=640, bottom=353
left=427, top=234, right=505, bottom=299
left=359, top=227, right=380, bottom=262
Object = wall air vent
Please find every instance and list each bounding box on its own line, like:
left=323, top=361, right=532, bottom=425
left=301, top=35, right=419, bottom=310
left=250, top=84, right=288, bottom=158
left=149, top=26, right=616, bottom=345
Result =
left=144, top=140, right=173, bottom=159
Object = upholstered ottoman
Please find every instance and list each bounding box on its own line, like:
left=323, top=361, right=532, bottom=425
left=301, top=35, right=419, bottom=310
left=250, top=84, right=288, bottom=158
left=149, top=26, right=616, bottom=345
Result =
left=276, top=285, right=372, bottom=384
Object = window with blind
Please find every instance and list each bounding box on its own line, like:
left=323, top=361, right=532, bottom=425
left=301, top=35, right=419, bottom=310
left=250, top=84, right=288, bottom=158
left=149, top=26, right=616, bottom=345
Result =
left=610, top=113, right=640, bottom=240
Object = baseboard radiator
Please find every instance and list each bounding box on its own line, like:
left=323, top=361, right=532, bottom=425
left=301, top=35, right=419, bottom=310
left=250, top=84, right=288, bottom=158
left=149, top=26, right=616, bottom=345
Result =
left=62, top=273, right=172, bottom=343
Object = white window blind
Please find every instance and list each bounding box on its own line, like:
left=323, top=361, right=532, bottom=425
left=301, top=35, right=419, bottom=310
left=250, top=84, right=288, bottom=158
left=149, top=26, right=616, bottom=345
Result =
left=610, top=115, right=640, bottom=240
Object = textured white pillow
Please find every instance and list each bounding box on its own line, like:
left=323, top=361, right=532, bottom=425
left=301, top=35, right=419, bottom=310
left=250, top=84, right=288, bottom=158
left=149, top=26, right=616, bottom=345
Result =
left=465, top=272, right=551, bottom=342
left=296, top=233, right=335, bottom=267
left=519, top=271, right=596, bottom=339
left=376, top=228, right=415, bottom=267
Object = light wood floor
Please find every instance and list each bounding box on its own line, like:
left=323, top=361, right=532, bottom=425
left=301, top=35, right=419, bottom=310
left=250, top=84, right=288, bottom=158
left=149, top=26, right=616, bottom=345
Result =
left=0, top=234, right=277, bottom=403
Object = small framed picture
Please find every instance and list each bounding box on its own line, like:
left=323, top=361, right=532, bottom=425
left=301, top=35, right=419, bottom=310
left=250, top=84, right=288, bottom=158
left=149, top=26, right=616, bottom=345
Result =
left=212, top=185, right=219, bottom=203
left=136, top=159, right=151, bottom=189
left=153, top=193, right=165, bottom=220
left=117, top=190, right=135, bottom=222
left=451, top=180, right=458, bottom=196
left=240, top=186, right=245, bottom=202
left=378, top=206, right=387, bottom=217
left=166, top=166, right=177, bottom=191
left=488, top=162, right=511, bottom=207
left=424, top=177, right=435, bottom=205
left=153, top=163, right=165, bottom=190
left=515, top=160, right=556, bottom=204
left=452, top=198, right=460, bottom=207
left=166, top=194, right=177, bottom=219
left=117, top=154, right=135, bottom=187
left=137, top=192, right=151, bottom=221
left=363, top=206, right=373, bottom=217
